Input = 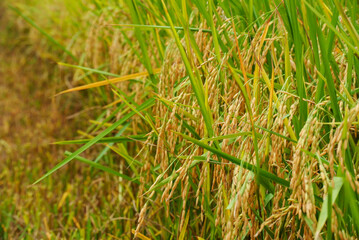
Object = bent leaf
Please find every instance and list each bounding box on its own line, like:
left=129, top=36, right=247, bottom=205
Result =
left=56, top=68, right=161, bottom=95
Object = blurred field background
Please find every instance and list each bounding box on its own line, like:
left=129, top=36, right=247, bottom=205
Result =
left=1, top=0, right=359, bottom=239
left=0, top=1, right=124, bottom=239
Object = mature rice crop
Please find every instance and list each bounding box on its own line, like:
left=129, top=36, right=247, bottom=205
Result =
left=2, top=0, right=359, bottom=239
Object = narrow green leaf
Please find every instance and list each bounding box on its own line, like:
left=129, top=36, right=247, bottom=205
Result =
left=9, top=5, right=78, bottom=61
left=109, top=23, right=211, bottom=33
left=315, top=177, right=343, bottom=237
left=33, top=98, right=155, bottom=184
left=54, top=134, right=148, bottom=145
left=175, top=132, right=290, bottom=188
left=64, top=151, right=139, bottom=183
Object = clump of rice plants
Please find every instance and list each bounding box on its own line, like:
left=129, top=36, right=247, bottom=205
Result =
left=6, top=0, right=359, bottom=238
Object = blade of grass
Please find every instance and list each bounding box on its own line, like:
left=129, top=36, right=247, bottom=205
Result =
left=303, top=0, right=359, bottom=56
left=64, top=151, right=139, bottom=183
left=58, top=62, right=123, bottom=77
left=94, top=124, right=129, bottom=163
left=56, top=67, right=160, bottom=95
left=9, top=5, right=78, bottom=61
left=315, top=177, right=343, bottom=238
left=33, top=98, right=155, bottom=185
left=108, top=23, right=212, bottom=33
left=175, top=132, right=290, bottom=188
left=160, top=0, right=215, bottom=140
left=54, top=134, right=148, bottom=145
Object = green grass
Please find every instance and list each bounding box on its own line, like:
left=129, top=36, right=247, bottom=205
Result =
left=2, top=0, right=359, bottom=239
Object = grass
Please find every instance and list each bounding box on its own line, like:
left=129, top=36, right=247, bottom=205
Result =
left=1, top=0, right=359, bottom=239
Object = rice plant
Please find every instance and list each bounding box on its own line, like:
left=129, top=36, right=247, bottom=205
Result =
left=3, top=0, right=359, bottom=238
